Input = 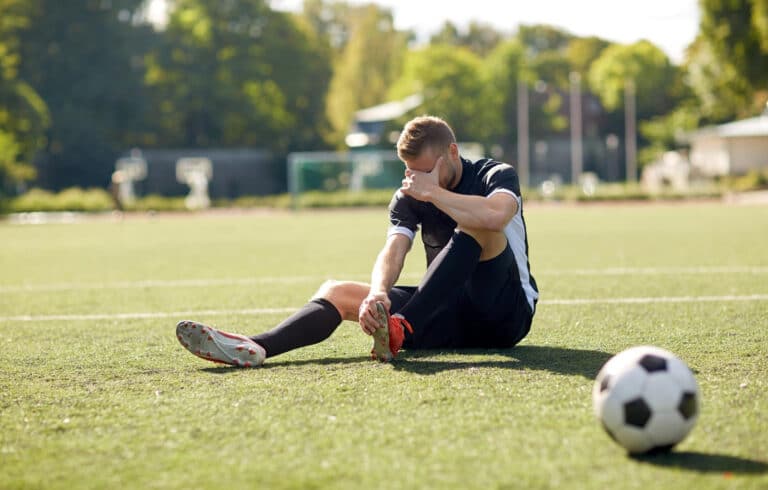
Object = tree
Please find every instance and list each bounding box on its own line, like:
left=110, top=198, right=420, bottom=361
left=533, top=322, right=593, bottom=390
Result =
left=588, top=40, right=678, bottom=119
left=566, top=36, right=610, bottom=87
left=699, top=0, right=768, bottom=89
left=145, top=0, right=332, bottom=152
left=17, top=0, right=154, bottom=190
left=430, top=20, right=505, bottom=56
left=689, top=0, right=768, bottom=119
left=685, top=36, right=754, bottom=122
left=483, top=39, right=526, bottom=151
left=388, top=44, right=496, bottom=144
left=517, top=24, right=573, bottom=55
left=0, top=0, right=49, bottom=193
left=324, top=3, right=409, bottom=146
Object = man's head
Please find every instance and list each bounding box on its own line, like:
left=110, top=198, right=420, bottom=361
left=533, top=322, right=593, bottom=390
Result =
left=396, top=116, right=461, bottom=187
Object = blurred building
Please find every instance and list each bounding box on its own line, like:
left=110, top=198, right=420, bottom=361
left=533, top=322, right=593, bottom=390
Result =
left=687, top=112, right=768, bottom=177
left=345, top=94, right=424, bottom=149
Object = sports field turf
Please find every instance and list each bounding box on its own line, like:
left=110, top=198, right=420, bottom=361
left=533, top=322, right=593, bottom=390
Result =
left=1, top=202, right=766, bottom=489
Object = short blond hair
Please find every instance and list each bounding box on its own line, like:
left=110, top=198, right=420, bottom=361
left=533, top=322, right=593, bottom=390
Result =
left=396, top=116, right=456, bottom=160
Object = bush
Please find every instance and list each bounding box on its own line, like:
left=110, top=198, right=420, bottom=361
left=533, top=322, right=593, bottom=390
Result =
left=230, top=194, right=293, bottom=209
left=124, top=194, right=188, bottom=212
left=725, top=170, right=768, bottom=192
left=298, top=189, right=394, bottom=208
left=9, top=187, right=114, bottom=213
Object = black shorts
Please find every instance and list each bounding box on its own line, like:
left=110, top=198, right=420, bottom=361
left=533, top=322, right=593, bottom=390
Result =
left=389, top=244, right=534, bottom=350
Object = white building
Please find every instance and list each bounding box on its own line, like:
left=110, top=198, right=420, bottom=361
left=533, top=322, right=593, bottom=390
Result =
left=688, top=112, right=768, bottom=176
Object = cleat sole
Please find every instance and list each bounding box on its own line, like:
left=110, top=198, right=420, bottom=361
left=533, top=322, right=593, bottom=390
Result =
left=371, top=302, right=393, bottom=362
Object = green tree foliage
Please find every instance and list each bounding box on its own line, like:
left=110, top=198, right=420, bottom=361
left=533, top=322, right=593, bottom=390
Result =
left=700, top=0, right=768, bottom=89
left=146, top=0, right=332, bottom=152
left=300, top=0, right=375, bottom=54
left=685, top=36, right=754, bottom=121
left=430, top=21, right=504, bottom=56
left=566, top=36, right=610, bottom=88
left=638, top=105, right=700, bottom=165
left=588, top=40, right=678, bottom=119
left=589, top=40, right=687, bottom=166
left=388, top=44, right=496, bottom=144
left=517, top=24, right=573, bottom=55
left=324, top=3, right=408, bottom=146
left=17, top=0, right=153, bottom=189
left=688, top=0, right=768, bottom=120
left=755, top=0, right=768, bottom=49
left=484, top=40, right=526, bottom=150
left=0, top=0, right=48, bottom=192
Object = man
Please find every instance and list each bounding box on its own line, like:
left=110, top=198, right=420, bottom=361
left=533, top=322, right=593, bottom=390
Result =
left=176, top=115, right=538, bottom=367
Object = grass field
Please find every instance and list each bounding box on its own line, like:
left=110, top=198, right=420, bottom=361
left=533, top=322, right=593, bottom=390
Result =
left=1, top=202, right=767, bottom=489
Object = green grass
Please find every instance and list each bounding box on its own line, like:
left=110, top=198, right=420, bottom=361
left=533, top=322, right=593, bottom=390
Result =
left=0, top=203, right=766, bottom=489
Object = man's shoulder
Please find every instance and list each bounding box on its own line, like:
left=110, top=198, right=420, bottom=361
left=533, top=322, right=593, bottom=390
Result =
left=470, top=158, right=516, bottom=175
left=462, top=157, right=519, bottom=193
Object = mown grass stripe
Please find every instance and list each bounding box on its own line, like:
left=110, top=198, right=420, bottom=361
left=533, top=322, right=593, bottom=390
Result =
left=3, top=294, right=766, bottom=322
left=1, top=266, right=766, bottom=293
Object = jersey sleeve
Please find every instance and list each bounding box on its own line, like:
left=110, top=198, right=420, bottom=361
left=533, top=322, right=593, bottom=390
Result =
left=388, top=190, right=419, bottom=241
left=483, top=162, right=521, bottom=201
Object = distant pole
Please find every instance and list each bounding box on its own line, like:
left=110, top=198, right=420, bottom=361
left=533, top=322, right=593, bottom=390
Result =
left=624, top=79, right=637, bottom=182
left=517, top=78, right=530, bottom=188
left=569, top=72, right=583, bottom=185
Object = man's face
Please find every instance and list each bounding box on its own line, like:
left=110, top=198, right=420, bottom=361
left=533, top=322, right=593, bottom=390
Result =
left=403, top=146, right=442, bottom=174
left=402, top=144, right=458, bottom=189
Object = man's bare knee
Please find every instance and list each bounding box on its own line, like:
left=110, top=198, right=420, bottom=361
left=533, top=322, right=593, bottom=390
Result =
left=313, top=280, right=369, bottom=320
left=456, top=227, right=508, bottom=260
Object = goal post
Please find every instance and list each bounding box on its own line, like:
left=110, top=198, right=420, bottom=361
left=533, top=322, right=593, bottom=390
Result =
left=286, top=144, right=486, bottom=208
left=287, top=150, right=403, bottom=207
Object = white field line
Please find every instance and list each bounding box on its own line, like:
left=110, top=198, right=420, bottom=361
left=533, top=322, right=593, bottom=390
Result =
left=2, top=294, right=767, bottom=323
left=1, top=266, right=767, bottom=293
left=540, top=294, right=768, bottom=305
left=0, top=308, right=298, bottom=323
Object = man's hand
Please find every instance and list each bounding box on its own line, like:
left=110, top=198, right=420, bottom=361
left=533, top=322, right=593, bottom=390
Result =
left=358, top=291, right=390, bottom=335
left=401, top=156, right=443, bottom=202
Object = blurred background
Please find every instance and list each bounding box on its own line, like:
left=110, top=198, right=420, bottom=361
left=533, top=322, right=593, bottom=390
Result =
left=1, top=0, right=767, bottom=211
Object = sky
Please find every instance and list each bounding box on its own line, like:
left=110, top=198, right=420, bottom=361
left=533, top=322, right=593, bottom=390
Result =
left=270, top=0, right=701, bottom=63
left=147, top=0, right=701, bottom=63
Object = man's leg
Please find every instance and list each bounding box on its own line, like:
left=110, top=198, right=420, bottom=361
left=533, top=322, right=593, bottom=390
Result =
left=250, top=280, right=369, bottom=358
left=396, top=228, right=507, bottom=331
left=176, top=280, right=370, bottom=366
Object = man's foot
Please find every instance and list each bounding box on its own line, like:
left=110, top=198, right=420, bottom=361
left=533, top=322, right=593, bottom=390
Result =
left=370, top=302, right=413, bottom=362
left=176, top=320, right=266, bottom=368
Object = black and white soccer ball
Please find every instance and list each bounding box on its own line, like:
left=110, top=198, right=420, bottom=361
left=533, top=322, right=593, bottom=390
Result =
left=593, top=345, right=700, bottom=455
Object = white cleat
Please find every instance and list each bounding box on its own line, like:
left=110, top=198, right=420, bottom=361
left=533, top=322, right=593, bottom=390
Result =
left=176, top=320, right=265, bottom=368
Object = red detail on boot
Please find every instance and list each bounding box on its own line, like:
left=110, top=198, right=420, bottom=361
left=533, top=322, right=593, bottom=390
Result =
left=387, top=316, right=414, bottom=358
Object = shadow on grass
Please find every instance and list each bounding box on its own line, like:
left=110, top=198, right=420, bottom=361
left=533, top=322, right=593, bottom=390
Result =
left=200, top=356, right=371, bottom=373
left=632, top=451, right=768, bottom=475
left=199, top=345, right=612, bottom=378
left=394, top=344, right=613, bottom=379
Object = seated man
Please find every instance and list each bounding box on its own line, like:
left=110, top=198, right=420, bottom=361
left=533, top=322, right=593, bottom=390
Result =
left=176, top=115, right=538, bottom=367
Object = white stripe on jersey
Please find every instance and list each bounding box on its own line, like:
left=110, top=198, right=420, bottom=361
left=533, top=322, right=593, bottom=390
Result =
left=388, top=188, right=538, bottom=312
left=490, top=190, right=538, bottom=311
left=388, top=225, right=415, bottom=241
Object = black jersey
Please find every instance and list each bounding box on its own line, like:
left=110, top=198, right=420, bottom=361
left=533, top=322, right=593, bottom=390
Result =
left=388, top=157, right=539, bottom=311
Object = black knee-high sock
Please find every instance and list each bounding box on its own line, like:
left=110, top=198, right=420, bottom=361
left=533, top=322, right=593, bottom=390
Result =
left=250, top=298, right=342, bottom=358
left=398, top=231, right=482, bottom=329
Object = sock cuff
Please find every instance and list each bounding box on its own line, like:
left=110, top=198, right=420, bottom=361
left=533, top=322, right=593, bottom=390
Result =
left=310, top=297, right=343, bottom=323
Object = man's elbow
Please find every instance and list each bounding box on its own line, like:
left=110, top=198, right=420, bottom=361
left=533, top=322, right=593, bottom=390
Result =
left=481, top=212, right=509, bottom=232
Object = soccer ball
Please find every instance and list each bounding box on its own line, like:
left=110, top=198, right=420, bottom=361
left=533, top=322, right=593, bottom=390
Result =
left=592, top=345, right=699, bottom=454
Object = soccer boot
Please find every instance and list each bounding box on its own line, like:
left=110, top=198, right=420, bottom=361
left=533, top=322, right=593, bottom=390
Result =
left=176, top=320, right=265, bottom=368
left=370, top=302, right=413, bottom=362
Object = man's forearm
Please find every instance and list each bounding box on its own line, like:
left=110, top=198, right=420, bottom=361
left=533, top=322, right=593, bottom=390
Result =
left=370, top=236, right=409, bottom=294
left=429, top=187, right=517, bottom=232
